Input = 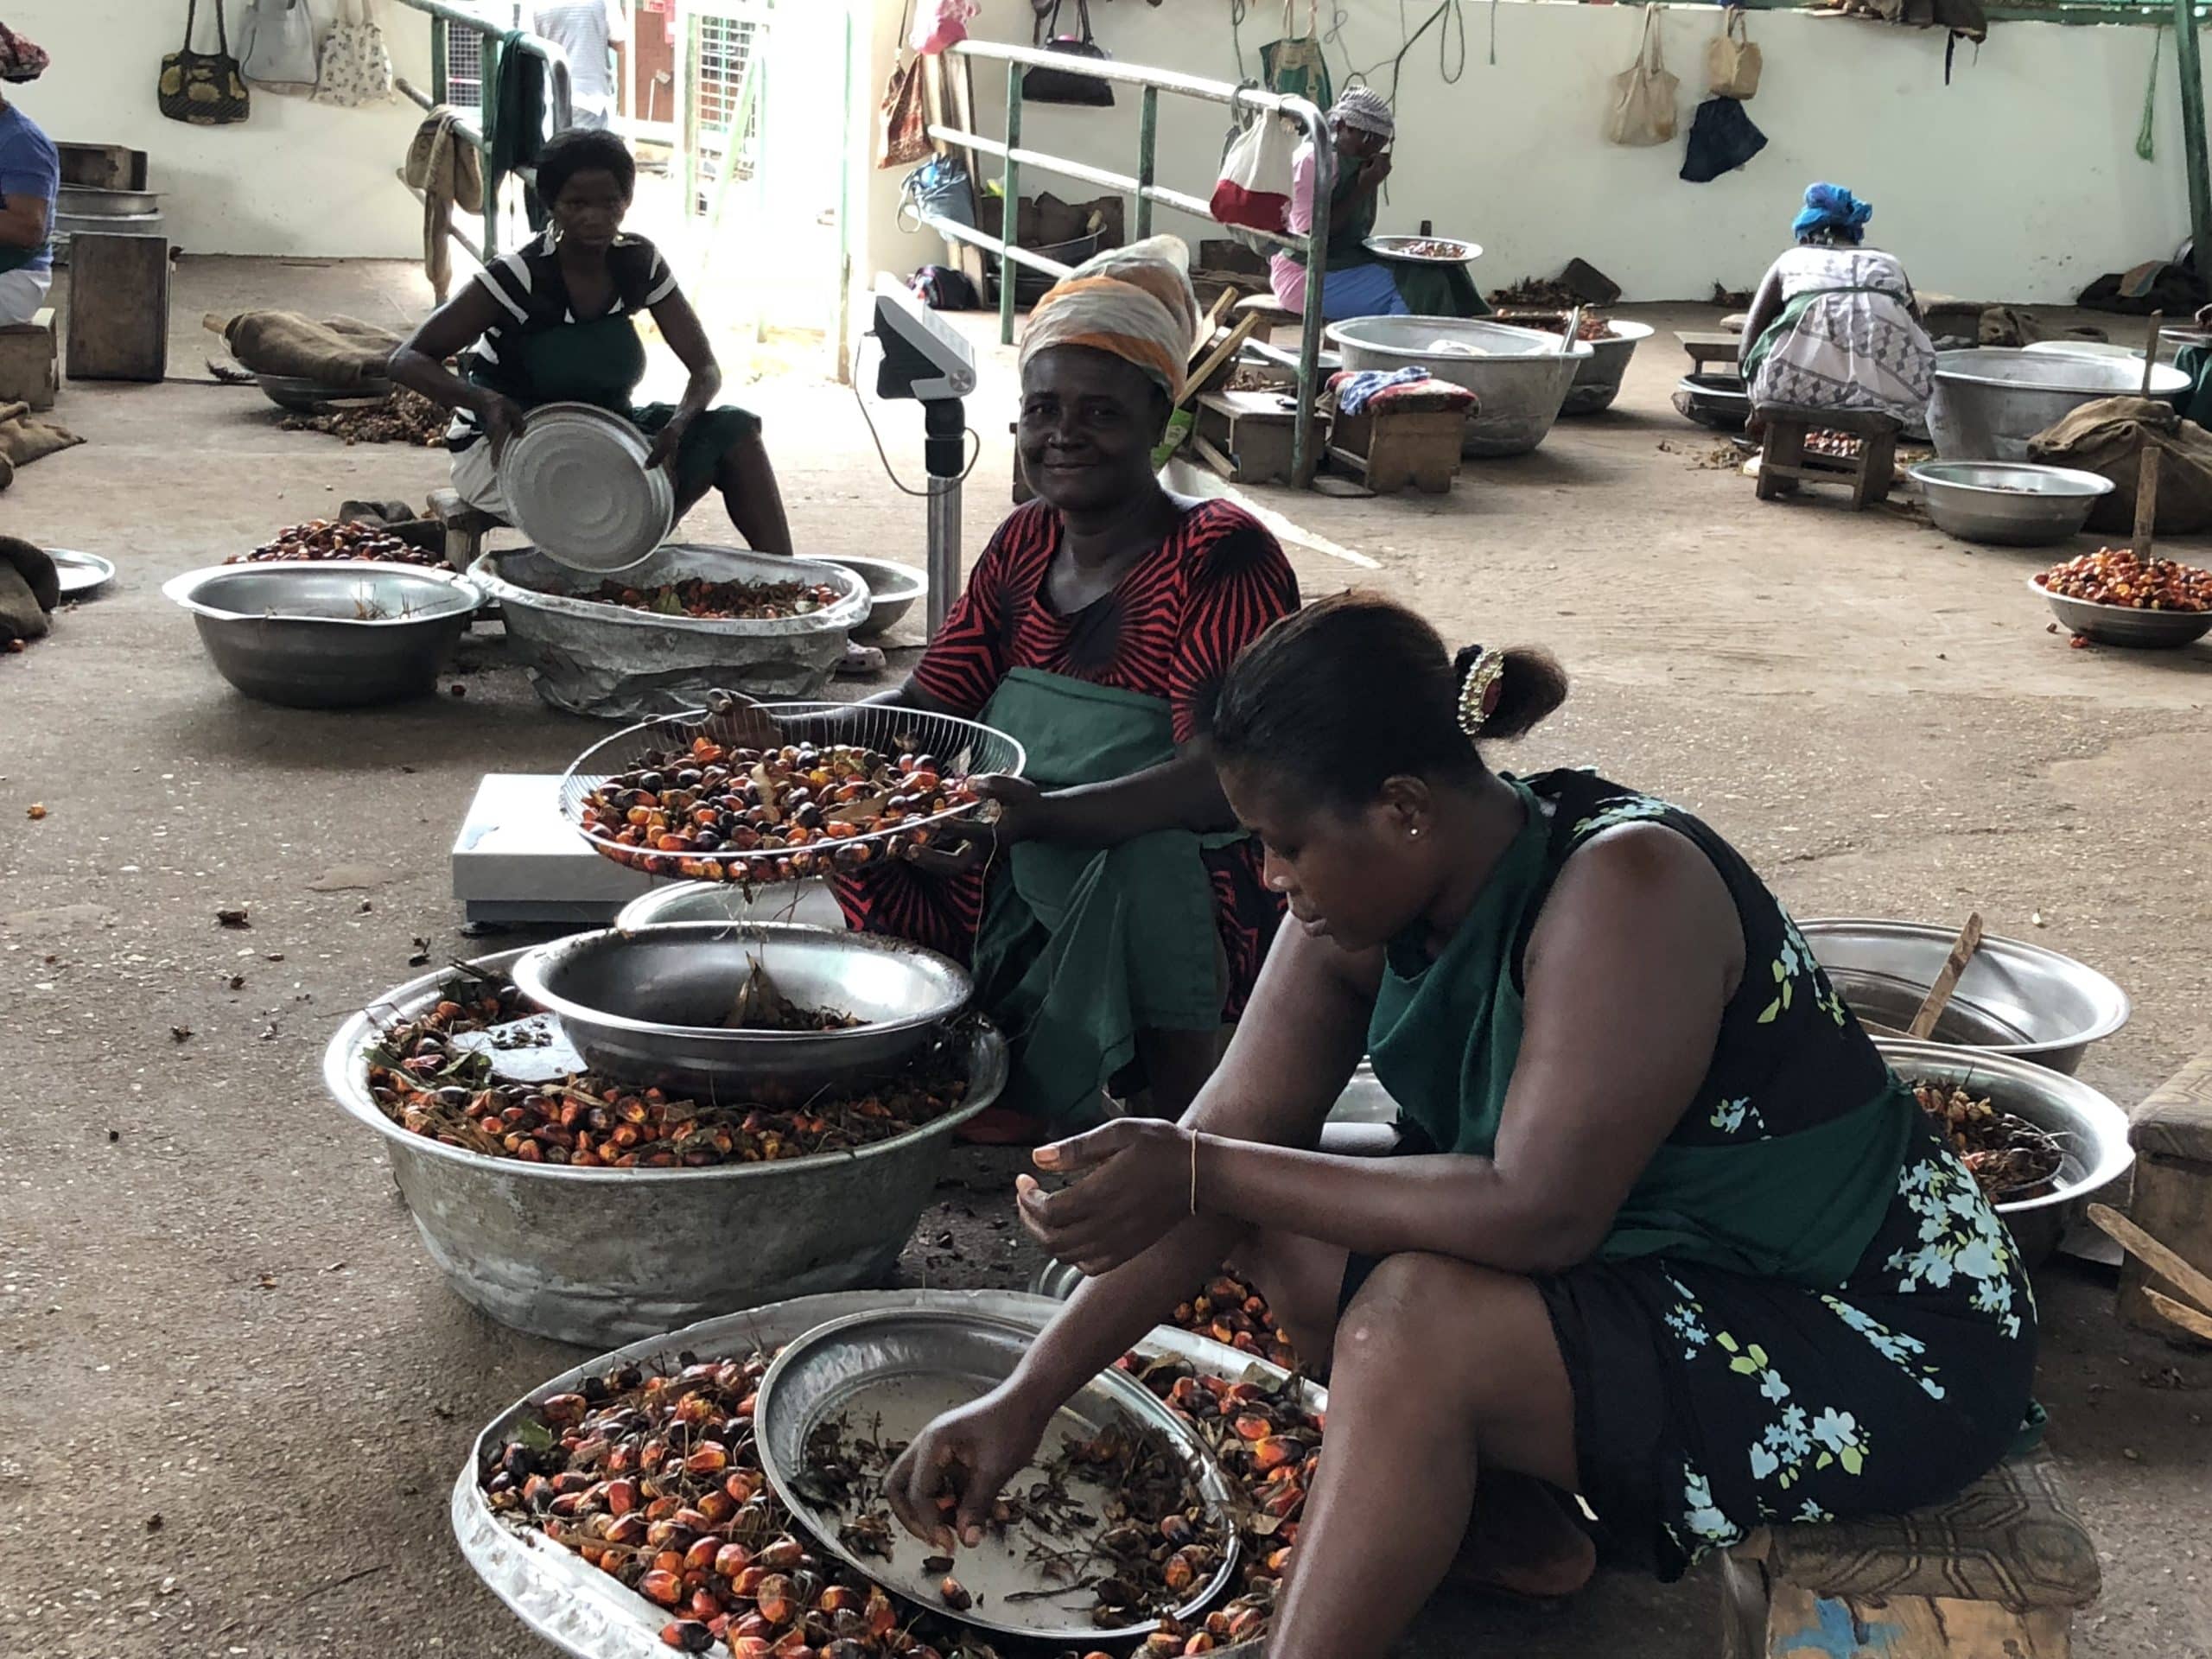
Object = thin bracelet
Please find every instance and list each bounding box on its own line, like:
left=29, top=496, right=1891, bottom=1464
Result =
left=1188, top=1128, right=1200, bottom=1217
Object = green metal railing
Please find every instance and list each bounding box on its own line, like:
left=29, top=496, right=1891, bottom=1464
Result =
left=926, top=41, right=1335, bottom=486
left=390, top=0, right=575, bottom=263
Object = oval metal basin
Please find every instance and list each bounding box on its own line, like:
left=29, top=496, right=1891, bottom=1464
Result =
left=1907, top=461, right=2114, bottom=547
left=1326, top=315, right=1591, bottom=456
left=512, top=921, right=974, bottom=1096
left=162, top=559, right=481, bottom=708
left=615, top=877, right=848, bottom=932
left=1929, top=347, right=2190, bottom=462
left=1798, top=918, right=2128, bottom=1074
left=1875, top=1038, right=2133, bottom=1268
left=816, top=555, right=926, bottom=640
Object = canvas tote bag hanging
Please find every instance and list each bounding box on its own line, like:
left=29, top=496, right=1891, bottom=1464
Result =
left=239, top=0, right=322, bottom=96
left=315, top=0, right=396, bottom=108
left=880, top=0, right=935, bottom=168
left=1605, top=5, right=1678, bottom=147
left=160, top=0, right=251, bottom=126
left=1707, top=9, right=1762, bottom=100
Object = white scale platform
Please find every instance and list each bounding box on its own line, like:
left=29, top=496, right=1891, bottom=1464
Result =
left=450, top=773, right=846, bottom=930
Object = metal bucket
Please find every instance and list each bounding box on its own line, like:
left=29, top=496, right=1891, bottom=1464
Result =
left=1929, top=348, right=2190, bottom=462
left=324, top=949, right=1007, bottom=1347
left=1326, top=315, right=1592, bottom=456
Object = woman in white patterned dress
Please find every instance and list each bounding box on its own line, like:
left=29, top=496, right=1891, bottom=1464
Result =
left=1740, top=183, right=1936, bottom=437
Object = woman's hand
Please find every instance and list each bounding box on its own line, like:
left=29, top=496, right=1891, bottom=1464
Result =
left=645, top=410, right=696, bottom=474
left=971, top=773, right=1052, bottom=846
left=885, top=1387, right=1051, bottom=1551
left=1018, top=1118, right=1196, bottom=1275
left=477, top=393, right=528, bottom=463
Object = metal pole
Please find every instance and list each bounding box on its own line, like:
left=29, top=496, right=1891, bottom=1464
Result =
left=1000, top=65, right=1023, bottom=347
left=1135, top=86, right=1158, bottom=241
left=1294, top=118, right=1332, bottom=488
left=482, top=35, right=503, bottom=258
left=430, top=14, right=448, bottom=105
left=2175, top=0, right=2212, bottom=282
left=925, top=399, right=967, bottom=638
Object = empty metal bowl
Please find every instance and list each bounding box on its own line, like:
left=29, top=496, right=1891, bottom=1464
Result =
left=614, top=878, right=848, bottom=932
left=2029, top=573, right=2212, bottom=648
left=1930, top=347, right=2192, bottom=461
left=162, top=560, right=482, bottom=708
left=817, top=556, right=926, bottom=640
left=1874, top=1038, right=2133, bottom=1267
left=1909, top=461, right=2115, bottom=546
left=1798, top=918, right=2128, bottom=1075
left=511, top=921, right=974, bottom=1096
left=1673, top=372, right=1751, bottom=432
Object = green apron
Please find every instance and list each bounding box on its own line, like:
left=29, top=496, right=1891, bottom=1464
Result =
left=1366, top=778, right=1910, bottom=1287
left=969, top=666, right=1243, bottom=1122
left=1742, top=284, right=1892, bottom=385
left=477, top=309, right=759, bottom=499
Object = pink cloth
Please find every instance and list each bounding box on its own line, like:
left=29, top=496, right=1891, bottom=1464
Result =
left=1268, top=142, right=1321, bottom=310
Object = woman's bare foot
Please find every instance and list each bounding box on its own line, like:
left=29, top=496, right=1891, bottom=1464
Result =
left=1445, top=1471, right=1598, bottom=1605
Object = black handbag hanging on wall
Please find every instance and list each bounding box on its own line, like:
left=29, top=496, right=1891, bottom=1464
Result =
left=1025, top=0, right=1115, bottom=107
left=160, top=0, right=252, bottom=125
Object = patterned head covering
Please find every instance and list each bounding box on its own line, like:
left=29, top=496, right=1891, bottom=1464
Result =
left=0, top=23, right=48, bottom=82
left=1330, top=86, right=1395, bottom=141
left=1793, top=183, right=1872, bottom=245
left=1018, top=234, right=1199, bottom=404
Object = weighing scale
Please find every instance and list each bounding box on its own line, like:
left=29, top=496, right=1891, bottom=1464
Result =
left=869, top=276, right=976, bottom=638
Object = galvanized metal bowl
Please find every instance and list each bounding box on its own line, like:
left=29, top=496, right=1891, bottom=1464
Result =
left=613, top=877, right=848, bottom=932
left=754, top=1308, right=1240, bottom=1646
left=325, top=950, right=1007, bottom=1347
left=454, top=1289, right=1313, bottom=1659
left=2028, top=572, right=2212, bottom=649
left=162, top=560, right=482, bottom=708
left=1798, top=918, right=2128, bottom=1074
left=1930, top=347, right=2191, bottom=462
left=1874, top=1039, right=2133, bottom=1268
left=1673, top=372, right=1751, bottom=432
left=817, top=556, right=926, bottom=640
left=1907, top=461, right=2115, bottom=546
left=510, top=922, right=974, bottom=1097
left=1495, top=316, right=1656, bottom=416
left=1325, top=315, right=1591, bottom=456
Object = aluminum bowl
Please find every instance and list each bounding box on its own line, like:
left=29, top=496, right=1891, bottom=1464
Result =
left=1496, top=316, right=1655, bottom=416
left=613, top=877, right=848, bottom=932
left=1673, top=372, right=1751, bottom=432
left=511, top=921, right=974, bottom=1097
left=817, top=556, right=925, bottom=640
left=325, top=950, right=1007, bottom=1346
left=2029, top=573, right=2212, bottom=648
left=162, top=559, right=481, bottom=708
left=1930, top=347, right=2190, bottom=462
left=1325, top=315, right=1592, bottom=456
left=1908, top=461, right=2115, bottom=547
left=1874, top=1038, right=2133, bottom=1268
left=454, top=1289, right=1314, bottom=1659
left=1798, top=918, right=2128, bottom=1074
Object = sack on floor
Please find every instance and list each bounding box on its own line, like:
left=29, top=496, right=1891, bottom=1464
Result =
left=1706, top=8, right=1761, bottom=99
left=208, top=311, right=401, bottom=385
left=0, top=400, right=84, bottom=470
left=2027, top=395, right=2212, bottom=535
left=1679, top=95, right=1768, bottom=183
left=1605, top=6, right=1680, bottom=146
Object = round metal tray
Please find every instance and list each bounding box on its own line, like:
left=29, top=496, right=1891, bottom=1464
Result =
left=754, top=1308, right=1240, bottom=1645
left=2029, top=572, right=2212, bottom=649
left=558, top=701, right=1026, bottom=883
left=498, top=402, right=676, bottom=574
left=48, top=549, right=116, bottom=599
left=324, top=949, right=1007, bottom=1345
left=1363, top=233, right=1482, bottom=264
left=454, top=1288, right=1316, bottom=1659
left=509, top=920, right=974, bottom=1097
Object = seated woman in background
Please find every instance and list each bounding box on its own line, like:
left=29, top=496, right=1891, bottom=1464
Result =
left=389, top=126, right=792, bottom=557
left=824, top=238, right=1301, bottom=1141
left=1268, top=88, right=1487, bottom=323
left=1741, top=182, right=1936, bottom=436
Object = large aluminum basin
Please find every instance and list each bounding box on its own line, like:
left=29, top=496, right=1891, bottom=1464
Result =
left=1327, top=315, right=1592, bottom=457
left=1930, top=348, right=2190, bottom=462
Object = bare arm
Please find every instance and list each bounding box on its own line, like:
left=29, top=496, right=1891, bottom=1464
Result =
left=0, top=193, right=48, bottom=250
left=1023, top=741, right=1237, bottom=844
left=389, top=282, right=507, bottom=414
left=1738, top=263, right=1786, bottom=371
left=647, top=283, right=722, bottom=429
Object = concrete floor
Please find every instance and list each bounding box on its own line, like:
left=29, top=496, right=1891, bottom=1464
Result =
left=2, top=257, right=2209, bottom=1658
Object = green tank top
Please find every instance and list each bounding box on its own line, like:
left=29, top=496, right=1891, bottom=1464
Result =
left=1366, top=769, right=1913, bottom=1287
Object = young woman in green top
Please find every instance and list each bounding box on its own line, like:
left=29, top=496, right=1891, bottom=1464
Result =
left=885, top=594, right=2037, bottom=1656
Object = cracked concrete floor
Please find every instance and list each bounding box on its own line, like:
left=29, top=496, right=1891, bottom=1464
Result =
left=1, top=258, right=2208, bottom=1657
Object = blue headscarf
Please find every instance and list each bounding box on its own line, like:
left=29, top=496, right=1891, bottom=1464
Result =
left=1793, top=183, right=1872, bottom=245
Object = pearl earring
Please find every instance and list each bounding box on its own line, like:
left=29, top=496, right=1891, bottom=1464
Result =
left=1408, top=827, right=1421, bottom=839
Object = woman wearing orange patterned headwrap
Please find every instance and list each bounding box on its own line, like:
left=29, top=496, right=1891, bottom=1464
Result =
left=830, top=237, right=1301, bottom=1139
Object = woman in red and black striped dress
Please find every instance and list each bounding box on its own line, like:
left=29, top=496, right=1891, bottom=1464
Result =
left=833, top=242, right=1300, bottom=1135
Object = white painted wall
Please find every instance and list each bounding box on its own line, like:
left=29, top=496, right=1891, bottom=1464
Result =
left=863, top=0, right=2203, bottom=306
left=12, top=0, right=430, bottom=257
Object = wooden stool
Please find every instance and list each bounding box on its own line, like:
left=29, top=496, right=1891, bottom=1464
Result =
left=427, top=486, right=508, bottom=573
left=2121, top=1049, right=2212, bottom=1337
left=1192, top=390, right=1296, bottom=485
left=65, top=232, right=170, bottom=383
left=1755, top=404, right=1898, bottom=509
left=0, top=308, right=58, bottom=410
left=1325, top=397, right=1468, bottom=494
left=1679, top=329, right=1745, bottom=374
left=1719, top=1448, right=2101, bottom=1659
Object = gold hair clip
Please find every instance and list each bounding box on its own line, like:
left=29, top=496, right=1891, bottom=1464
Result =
left=1458, top=646, right=1506, bottom=738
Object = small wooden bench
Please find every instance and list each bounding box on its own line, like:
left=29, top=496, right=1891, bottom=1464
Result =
left=1754, top=404, right=1899, bottom=509
left=2121, top=1049, right=2212, bottom=1337
left=1680, top=329, right=1746, bottom=374
left=1719, top=1447, right=2101, bottom=1659
left=427, top=486, right=508, bottom=573
left=1192, top=390, right=1298, bottom=486
left=0, top=308, right=58, bottom=411
left=1325, top=389, right=1469, bottom=495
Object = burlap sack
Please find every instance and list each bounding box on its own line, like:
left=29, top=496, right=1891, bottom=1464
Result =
left=2027, top=395, right=2212, bottom=535
left=0, top=400, right=85, bottom=469
left=0, top=535, right=60, bottom=613
left=207, top=311, right=401, bottom=385
left=0, top=565, right=48, bottom=643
